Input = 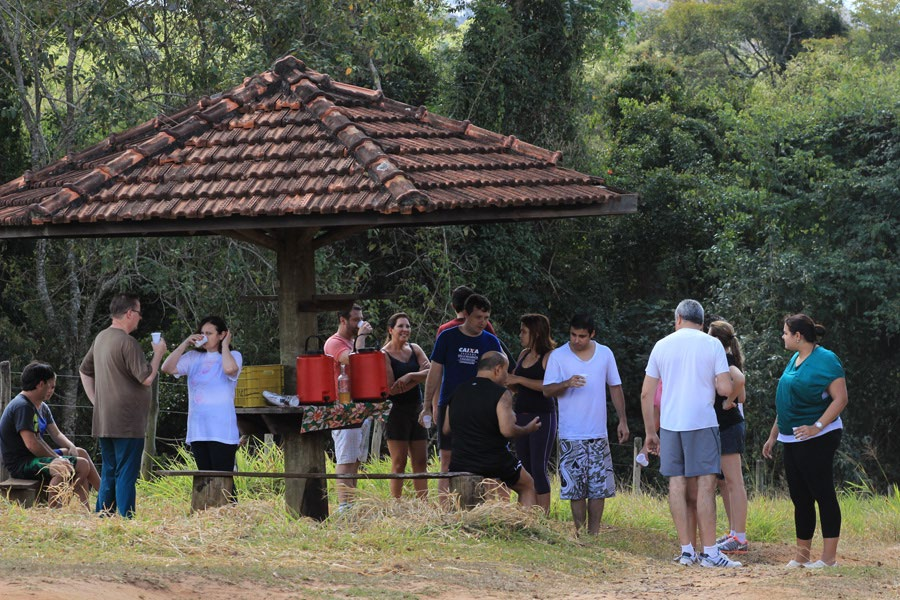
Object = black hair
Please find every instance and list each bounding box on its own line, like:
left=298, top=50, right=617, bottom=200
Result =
left=569, top=313, right=596, bottom=335
left=338, top=303, right=363, bottom=322
left=464, top=294, right=491, bottom=314
left=21, top=361, right=55, bottom=391
left=784, top=314, right=826, bottom=344
left=196, top=316, right=229, bottom=353
left=450, top=286, right=475, bottom=312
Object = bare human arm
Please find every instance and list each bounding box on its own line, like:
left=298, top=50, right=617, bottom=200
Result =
left=542, top=374, right=585, bottom=398
left=609, top=384, right=629, bottom=444
left=45, top=422, right=78, bottom=457
left=80, top=372, right=96, bottom=404
left=161, top=333, right=205, bottom=376
left=19, top=429, right=59, bottom=458
left=142, top=338, right=168, bottom=386
left=714, top=370, right=733, bottom=400
left=421, top=361, right=444, bottom=425
left=722, top=366, right=745, bottom=411
left=220, top=330, right=239, bottom=377
left=762, top=420, right=779, bottom=459
left=497, top=391, right=540, bottom=438
left=640, top=375, right=660, bottom=456
left=388, top=344, right=430, bottom=395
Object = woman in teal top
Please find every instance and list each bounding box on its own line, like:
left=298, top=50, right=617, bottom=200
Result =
left=763, top=314, right=848, bottom=568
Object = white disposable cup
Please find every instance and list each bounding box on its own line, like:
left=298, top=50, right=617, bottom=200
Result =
left=193, top=334, right=208, bottom=348
left=423, top=415, right=433, bottom=429
left=151, top=332, right=161, bottom=344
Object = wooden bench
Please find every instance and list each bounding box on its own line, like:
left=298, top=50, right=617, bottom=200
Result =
left=155, top=470, right=486, bottom=513
left=0, top=478, right=47, bottom=507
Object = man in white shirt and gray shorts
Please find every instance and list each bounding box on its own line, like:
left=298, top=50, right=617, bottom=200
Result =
left=640, top=299, right=741, bottom=568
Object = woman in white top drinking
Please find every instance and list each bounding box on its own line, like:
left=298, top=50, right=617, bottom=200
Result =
left=162, top=316, right=242, bottom=471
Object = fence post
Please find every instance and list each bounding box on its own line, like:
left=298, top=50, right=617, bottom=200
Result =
left=754, top=458, right=765, bottom=494
left=141, top=375, right=160, bottom=480
left=632, top=436, right=643, bottom=494
left=0, top=361, right=11, bottom=481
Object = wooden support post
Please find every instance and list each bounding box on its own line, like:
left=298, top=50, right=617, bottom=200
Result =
left=141, top=376, right=160, bottom=480
left=0, top=361, right=11, bottom=482
left=755, top=459, right=765, bottom=494
left=632, top=436, right=643, bottom=494
left=450, top=474, right=485, bottom=510
left=191, top=475, right=235, bottom=512
left=369, top=419, right=384, bottom=461
left=277, top=229, right=329, bottom=520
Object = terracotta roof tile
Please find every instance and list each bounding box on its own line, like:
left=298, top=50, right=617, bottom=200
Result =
left=0, top=55, right=633, bottom=229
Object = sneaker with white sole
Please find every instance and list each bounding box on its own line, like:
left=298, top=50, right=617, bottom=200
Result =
left=785, top=559, right=806, bottom=568
left=676, top=551, right=698, bottom=566
left=699, top=552, right=742, bottom=568
left=804, top=560, right=837, bottom=568
left=717, top=536, right=749, bottom=554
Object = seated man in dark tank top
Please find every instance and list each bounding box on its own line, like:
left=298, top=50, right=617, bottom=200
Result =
left=444, top=352, right=541, bottom=507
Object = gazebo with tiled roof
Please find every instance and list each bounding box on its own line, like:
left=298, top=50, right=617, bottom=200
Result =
left=0, top=55, right=637, bottom=518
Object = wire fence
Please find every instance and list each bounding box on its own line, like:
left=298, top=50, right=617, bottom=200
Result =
left=7, top=368, right=752, bottom=494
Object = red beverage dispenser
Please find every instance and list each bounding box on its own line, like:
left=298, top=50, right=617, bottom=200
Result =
left=296, top=336, right=336, bottom=405
left=349, top=348, right=389, bottom=401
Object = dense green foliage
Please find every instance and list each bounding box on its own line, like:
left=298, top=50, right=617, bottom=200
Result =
left=0, top=1, right=897, bottom=487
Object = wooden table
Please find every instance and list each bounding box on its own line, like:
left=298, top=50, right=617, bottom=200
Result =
left=235, top=402, right=391, bottom=521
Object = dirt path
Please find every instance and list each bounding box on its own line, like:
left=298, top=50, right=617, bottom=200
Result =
left=1, top=543, right=897, bottom=600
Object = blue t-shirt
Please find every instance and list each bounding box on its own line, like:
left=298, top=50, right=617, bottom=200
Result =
left=776, top=346, right=845, bottom=433
left=430, top=326, right=502, bottom=406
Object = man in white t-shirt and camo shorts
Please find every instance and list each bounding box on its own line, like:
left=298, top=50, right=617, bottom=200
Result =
left=641, top=299, right=741, bottom=568
left=543, top=313, right=629, bottom=536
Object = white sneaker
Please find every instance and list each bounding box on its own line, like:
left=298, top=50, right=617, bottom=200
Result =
left=635, top=453, right=649, bottom=467
left=699, top=552, right=742, bottom=568
left=786, top=559, right=806, bottom=568
left=676, top=551, right=698, bottom=566
left=805, top=560, right=838, bottom=568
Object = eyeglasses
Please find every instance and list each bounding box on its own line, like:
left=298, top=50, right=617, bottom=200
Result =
left=130, top=308, right=142, bottom=316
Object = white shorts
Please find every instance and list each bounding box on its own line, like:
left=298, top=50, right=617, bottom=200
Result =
left=332, top=418, right=372, bottom=465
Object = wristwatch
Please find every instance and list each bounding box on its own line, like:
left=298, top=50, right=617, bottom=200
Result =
left=814, top=421, right=824, bottom=429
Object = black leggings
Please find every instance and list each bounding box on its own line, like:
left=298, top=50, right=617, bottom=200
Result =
left=783, top=429, right=842, bottom=540
left=191, top=441, right=238, bottom=472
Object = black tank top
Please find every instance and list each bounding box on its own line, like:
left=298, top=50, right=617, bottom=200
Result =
left=714, top=354, right=744, bottom=429
left=387, top=350, right=422, bottom=405
left=513, top=351, right=552, bottom=413
left=448, top=378, right=508, bottom=469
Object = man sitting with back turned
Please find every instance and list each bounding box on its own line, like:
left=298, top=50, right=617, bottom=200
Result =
left=444, top=351, right=541, bottom=507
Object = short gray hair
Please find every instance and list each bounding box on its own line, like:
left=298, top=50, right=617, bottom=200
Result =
left=675, top=299, right=704, bottom=325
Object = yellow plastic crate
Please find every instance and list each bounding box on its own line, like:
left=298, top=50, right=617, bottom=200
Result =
left=234, top=364, right=284, bottom=407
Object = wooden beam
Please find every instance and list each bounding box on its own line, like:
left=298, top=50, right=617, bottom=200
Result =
left=218, top=229, right=278, bottom=250
left=297, top=293, right=395, bottom=312
left=312, top=225, right=369, bottom=250
left=0, top=196, right=639, bottom=240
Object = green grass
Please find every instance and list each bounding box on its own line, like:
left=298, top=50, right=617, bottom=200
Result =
left=2, top=445, right=898, bottom=597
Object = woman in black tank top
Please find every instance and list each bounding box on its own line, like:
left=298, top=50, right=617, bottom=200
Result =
left=382, top=312, right=432, bottom=499
left=506, top=314, right=557, bottom=514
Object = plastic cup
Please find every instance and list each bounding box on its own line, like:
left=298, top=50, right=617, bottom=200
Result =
left=423, top=415, right=433, bottom=429
left=194, top=334, right=208, bottom=348
left=151, top=332, right=161, bottom=344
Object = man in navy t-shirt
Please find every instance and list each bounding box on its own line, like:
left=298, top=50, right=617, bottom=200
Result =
left=422, top=294, right=502, bottom=496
